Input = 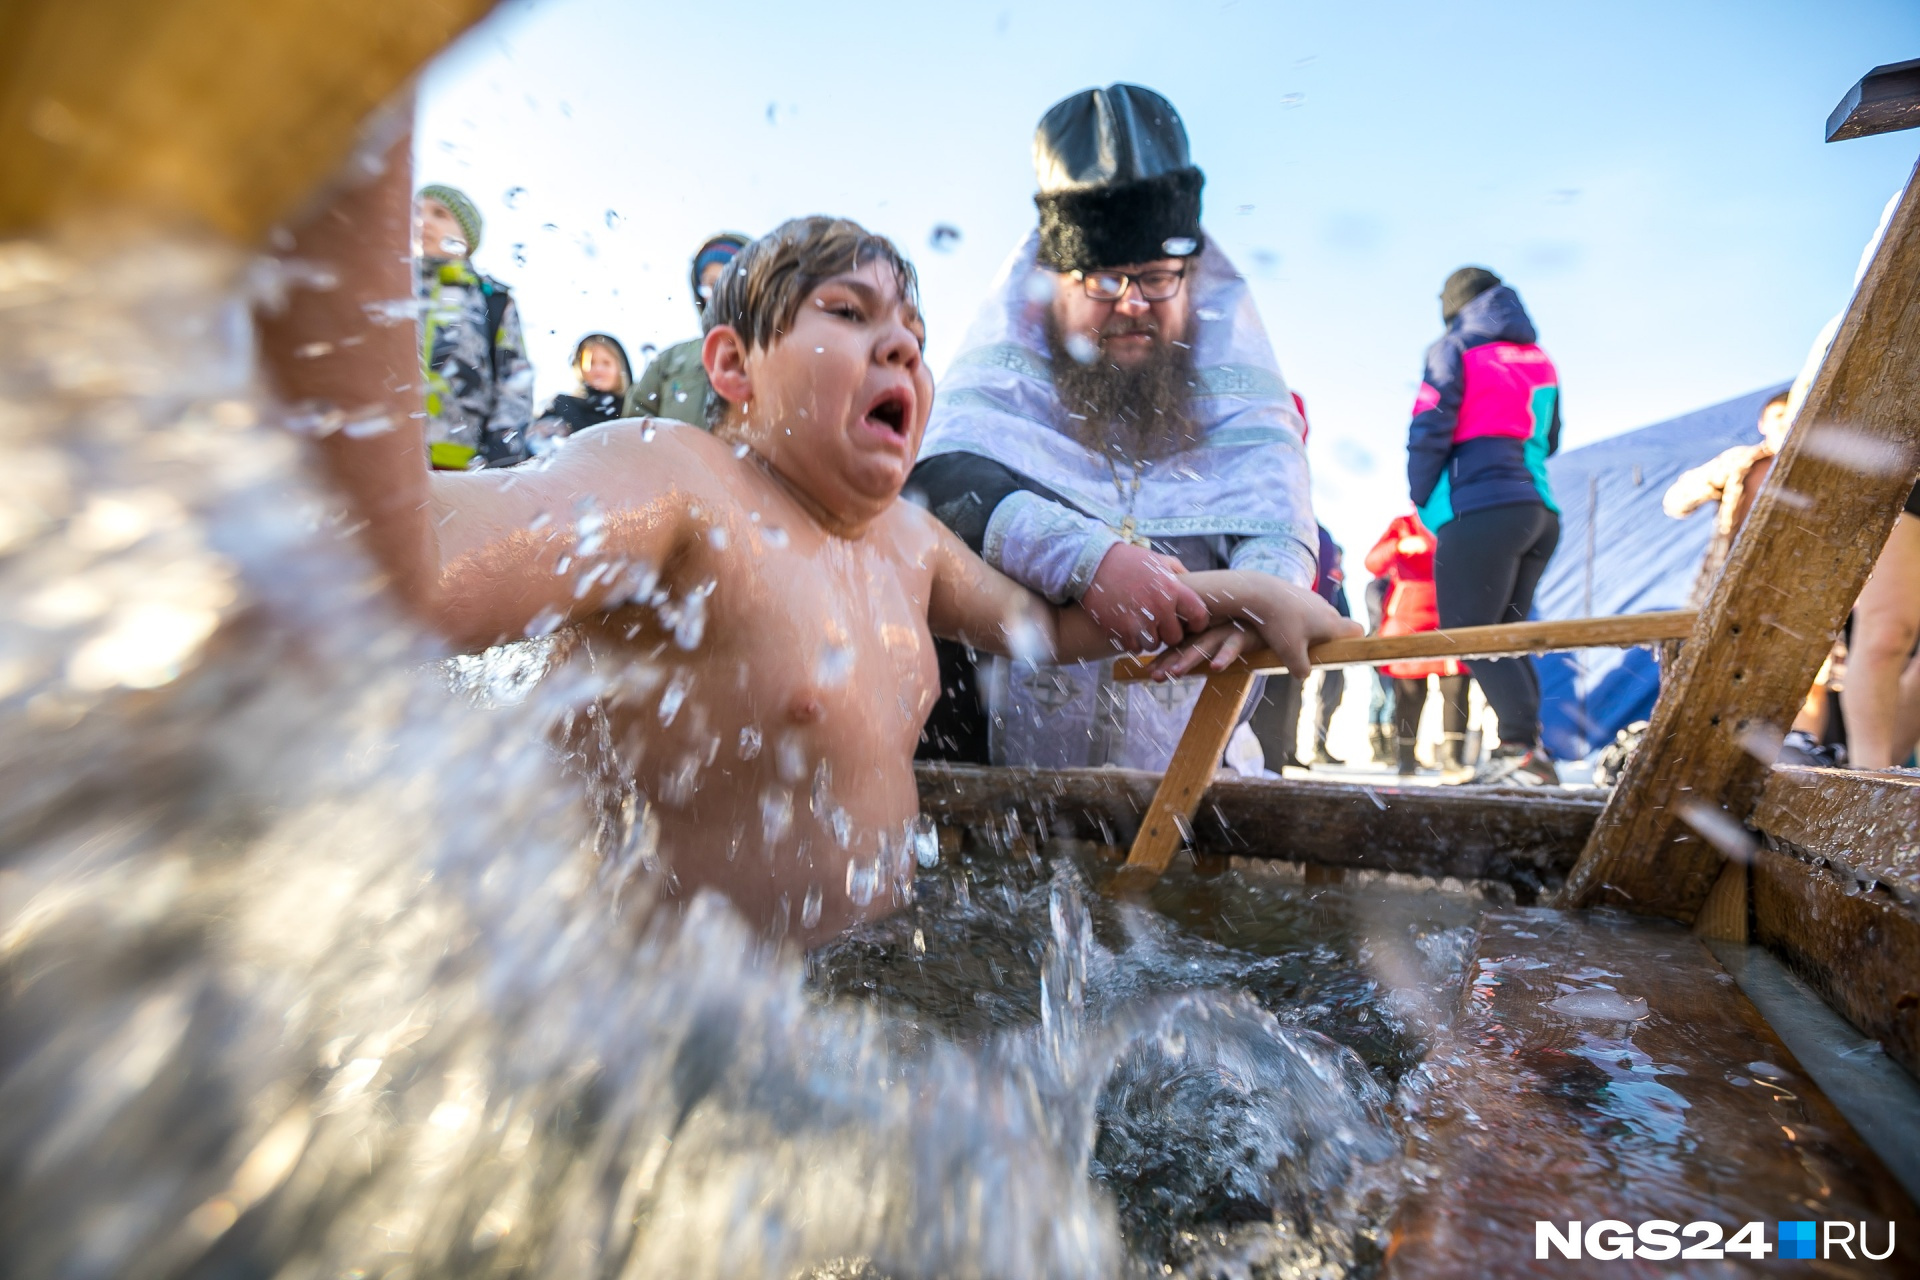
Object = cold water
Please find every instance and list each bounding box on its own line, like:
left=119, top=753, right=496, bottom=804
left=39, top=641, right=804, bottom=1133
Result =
left=0, top=233, right=1484, bottom=1280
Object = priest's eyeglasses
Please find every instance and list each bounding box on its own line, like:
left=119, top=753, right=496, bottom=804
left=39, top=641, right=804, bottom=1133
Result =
left=1070, top=266, right=1188, bottom=303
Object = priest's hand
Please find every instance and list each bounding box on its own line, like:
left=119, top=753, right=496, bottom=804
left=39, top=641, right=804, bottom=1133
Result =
left=1080, top=544, right=1210, bottom=651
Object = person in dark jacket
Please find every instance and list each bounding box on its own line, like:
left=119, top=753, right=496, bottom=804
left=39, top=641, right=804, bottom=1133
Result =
left=1405, top=266, right=1561, bottom=785
left=529, top=333, right=633, bottom=453
left=624, top=233, right=751, bottom=426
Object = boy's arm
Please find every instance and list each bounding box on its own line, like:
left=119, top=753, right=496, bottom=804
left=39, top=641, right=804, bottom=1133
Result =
left=255, top=123, right=439, bottom=611
left=426, top=427, right=694, bottom=647
left=1148, top=569, right=1363, bottom=679
left=256, top=123, right=689, bottom=650
left=923, top=516, right=1185, bottom=662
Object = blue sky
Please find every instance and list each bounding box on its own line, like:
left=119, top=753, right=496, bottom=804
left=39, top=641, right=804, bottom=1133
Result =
left=416, top=0, right=1919, bottom=566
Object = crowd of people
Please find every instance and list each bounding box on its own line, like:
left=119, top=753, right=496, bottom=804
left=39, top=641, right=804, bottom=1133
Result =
left=411, top=185, right=750, bottom=469
left=401, top=81, right=1917, bottom=803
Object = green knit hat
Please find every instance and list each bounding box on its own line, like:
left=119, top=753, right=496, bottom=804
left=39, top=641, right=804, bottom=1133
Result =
left=418, top=184, right=482, bottom=255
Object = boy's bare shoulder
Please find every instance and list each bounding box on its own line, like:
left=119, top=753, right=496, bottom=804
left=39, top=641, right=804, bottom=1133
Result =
left=548, top=418, right=740, bottom=491
left=886, top=494, right=954, bottom=556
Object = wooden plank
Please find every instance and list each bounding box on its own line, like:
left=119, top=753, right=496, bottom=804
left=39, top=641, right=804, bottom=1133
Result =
left=914, top=763, right=1601, bottom=898
left=0, top=0, right=498, bottom=240
left=1755, top=764, right=1920, bottom=905
left=1563, top=157, right=1920, bottom=921
left=1384, top=907, right=1920, bottom=1278
left=1119, top=668, right=1252, bottom=880
left=1827, top=57, right=1920, bottom=143
left=1751, top=844, right=1920, bottom=1082
left=1111, top=609, right=1695, bottom=680
left=1693, top=858, right=1749, bottom=944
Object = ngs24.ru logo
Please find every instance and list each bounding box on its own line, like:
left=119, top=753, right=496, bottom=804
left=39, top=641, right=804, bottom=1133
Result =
left=1536, top=1219, right=1895, bottom=1262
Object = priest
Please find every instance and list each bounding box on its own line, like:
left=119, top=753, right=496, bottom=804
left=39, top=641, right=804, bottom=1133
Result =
left=913, top=83, right=1318, bottom=770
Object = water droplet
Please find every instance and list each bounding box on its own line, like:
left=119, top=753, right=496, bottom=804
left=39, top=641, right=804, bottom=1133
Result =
left=640, top=422, right=658, bottom=442
left=1023, top=272, right=1056, bottom=304
left=658, top=669, right=692, bottom=724
left=1064, top=332, right=1099, bottom=365
left=708, top=525, right=729, bottom=550
left=814, top=347, right=825, bottom=354
left=511, top=243, right=527, bottom=267
left=800, top=884, right=823, bottom=928
left=523, top=606, right=564, bottom=638
left=817, top=641, right=854, bottom=686
left=574, top=506, right=607, bottom=556
left=503, top=185, right=526, bottom=208
left=732, top=441, right=750, bottom=458
left=667, top=582, right=711, bottom=649
left=845, top=856, right=880, bottom=905
left=760, top=787, right=793, bottom=843
left=775, top=733, right=806, bottom=783
left=1279, top=92, right=1306, bottom=108
left=1161, top=236, right=1198, bottom=256
left=929, top=224, right=962, bottom=252
left=605, top=209, right=622, bottom=229
left=913, top=814, right=940, bottom=868
left=1196, top=306, right=1225, bottom=322
left=761, top=526, right=789, bottom=549
left=438, top=235, right=468, bottom=257
left=912, top=927, right=927, bottom=955
left=674, top=391, right=688, bottom=403
left=738, top=725, right=762, bottom=759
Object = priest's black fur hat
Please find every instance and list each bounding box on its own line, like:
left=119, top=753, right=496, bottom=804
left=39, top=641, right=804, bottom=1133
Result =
left=1033, top=84, right=1205, bottom=272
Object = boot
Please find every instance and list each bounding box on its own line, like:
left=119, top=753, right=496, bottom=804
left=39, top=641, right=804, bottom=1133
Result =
left=1438, top=732, right=1476, bottom=785
left=1395, top=736, right=1419, bottom=777
left=1368, top=725, right=1393, bottom=765
left=1311, top=735, right=1344, bottom=767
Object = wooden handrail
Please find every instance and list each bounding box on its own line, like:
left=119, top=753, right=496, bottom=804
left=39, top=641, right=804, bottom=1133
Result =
left=1116, top=607, right=1700, bottom=884
left=1111, top=609, right=1697, bottom=681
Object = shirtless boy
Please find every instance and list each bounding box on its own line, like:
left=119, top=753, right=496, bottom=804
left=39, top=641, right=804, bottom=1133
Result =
left=265, top=145, right=1358, bottom=944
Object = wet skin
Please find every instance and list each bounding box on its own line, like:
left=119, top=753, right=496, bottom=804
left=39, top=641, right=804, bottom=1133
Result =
left=430, top=263, right=1124, bottom=942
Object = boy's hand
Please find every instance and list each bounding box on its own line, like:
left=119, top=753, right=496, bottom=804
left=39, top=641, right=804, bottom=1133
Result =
left=1147, top=622, right=1257, bottom=680
left=1080, top=543, right=1210, bottom=652
left=1150, top=576, right=1362, bottom=679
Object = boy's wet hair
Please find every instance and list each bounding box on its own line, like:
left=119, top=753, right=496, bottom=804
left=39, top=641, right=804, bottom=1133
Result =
left=701, top=216, right=920, bottom=426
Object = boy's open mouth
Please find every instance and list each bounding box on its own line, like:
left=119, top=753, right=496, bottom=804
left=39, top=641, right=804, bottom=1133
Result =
left=862, top=387, right=911, bottom=439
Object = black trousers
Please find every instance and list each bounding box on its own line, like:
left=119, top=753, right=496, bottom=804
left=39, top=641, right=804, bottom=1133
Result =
left=1392, top=674, right=1471, bottom=743
left=1315, top=669, right=1346, bottom=750
left=1249, top=674, right=1303, bottom=767
left=1434, top=503, right=1560, bottom=748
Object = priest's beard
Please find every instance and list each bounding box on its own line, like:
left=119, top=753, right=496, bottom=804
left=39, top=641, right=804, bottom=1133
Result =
left=1044, top=311, right=1200, bottom=463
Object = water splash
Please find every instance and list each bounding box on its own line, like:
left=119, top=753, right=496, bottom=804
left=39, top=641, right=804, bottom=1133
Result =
left=0, top=232, right=1138, bottom=1280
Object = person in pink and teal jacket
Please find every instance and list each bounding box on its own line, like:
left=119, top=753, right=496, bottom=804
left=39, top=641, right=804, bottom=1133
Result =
left=1404, top=266, right=1562, bottom=786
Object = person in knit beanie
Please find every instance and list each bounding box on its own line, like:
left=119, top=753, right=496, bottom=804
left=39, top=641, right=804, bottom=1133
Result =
left=417, top=184, right=483, bottom=258
left=412, top=185, right=534, bottom=469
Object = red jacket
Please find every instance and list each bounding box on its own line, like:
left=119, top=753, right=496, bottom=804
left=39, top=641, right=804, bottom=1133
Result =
left=1364, top=514, right=1460, bottom=679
